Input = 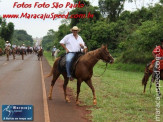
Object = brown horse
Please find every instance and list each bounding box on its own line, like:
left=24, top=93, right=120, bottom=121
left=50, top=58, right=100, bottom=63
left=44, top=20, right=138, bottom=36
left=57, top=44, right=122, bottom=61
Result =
left=46, top=45, right=114, bottom=105
left=38, top=49, right=43, bottom=60
left=20, top=49, right=25, bottom=60
left=0, top=48, right=3, bottom=56
left=142, top=63, right=162, bottom=96
left=12, top=48, right=16, bottom=60
left=5, top=47, right=10, bottom=61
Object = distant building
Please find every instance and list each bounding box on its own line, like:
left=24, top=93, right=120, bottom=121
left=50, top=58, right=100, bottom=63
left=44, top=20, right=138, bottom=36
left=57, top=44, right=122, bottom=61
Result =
left=33, top=37, right=42, bottom=46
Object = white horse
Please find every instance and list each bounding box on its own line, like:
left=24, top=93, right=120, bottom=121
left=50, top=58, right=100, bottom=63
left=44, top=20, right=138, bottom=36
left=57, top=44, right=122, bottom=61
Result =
left=53, top=49, right=60, bottom=59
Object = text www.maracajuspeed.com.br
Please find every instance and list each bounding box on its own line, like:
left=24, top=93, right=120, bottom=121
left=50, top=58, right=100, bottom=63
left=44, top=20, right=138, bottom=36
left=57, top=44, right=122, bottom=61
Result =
left=3, top=12, right=94, bottom=20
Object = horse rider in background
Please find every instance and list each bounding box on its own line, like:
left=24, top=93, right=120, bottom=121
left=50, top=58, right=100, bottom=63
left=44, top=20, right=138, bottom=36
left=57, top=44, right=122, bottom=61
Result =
left=12, top=44, right=17, bottom=60
left=37, top=45, right=43, bottom=55
left=20, top=44, right=26, bottom=54
left=52, top=46, right=57, bottom=56
left=12, top=44, right=16, bottom=49
left=5, top=41, right=11, bottom=61
left=149, top=38, right=163, bottom=82
left=60, top=26, right=87, bottom=81
left=20, top=44, right=26, bottom=49
left=20, top=44, right=26, bottom=60
left=37, top=45, right=42, bottom=52
left=5, top=41, right=11, bottom=50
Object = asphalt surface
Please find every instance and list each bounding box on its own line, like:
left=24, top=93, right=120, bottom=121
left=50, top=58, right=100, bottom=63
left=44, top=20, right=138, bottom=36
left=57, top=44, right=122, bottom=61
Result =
left=0, top=54, right=88, bottom=122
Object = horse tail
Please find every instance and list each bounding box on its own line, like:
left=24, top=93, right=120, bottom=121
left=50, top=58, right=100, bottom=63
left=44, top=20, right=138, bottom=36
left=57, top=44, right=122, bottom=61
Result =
left=44, top=57, right=60, bottom=78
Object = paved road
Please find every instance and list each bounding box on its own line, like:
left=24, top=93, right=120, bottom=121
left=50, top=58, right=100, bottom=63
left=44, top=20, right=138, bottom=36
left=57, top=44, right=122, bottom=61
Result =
left=0, top=54, right=88, bottom=122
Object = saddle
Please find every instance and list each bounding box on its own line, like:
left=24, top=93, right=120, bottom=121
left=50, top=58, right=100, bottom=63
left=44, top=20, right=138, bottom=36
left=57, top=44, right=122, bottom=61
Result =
left=20, top=49, right=25, bottom=55
left=58, top=52, right=84, bottom=77
left=5, top=47, right=10, bottom=51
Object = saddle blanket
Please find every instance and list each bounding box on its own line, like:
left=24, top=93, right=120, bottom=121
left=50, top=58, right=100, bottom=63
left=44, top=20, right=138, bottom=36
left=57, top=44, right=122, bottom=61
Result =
left=58, top=52, right=84, bottom=77
left=151, top=59, right=163, bottom=70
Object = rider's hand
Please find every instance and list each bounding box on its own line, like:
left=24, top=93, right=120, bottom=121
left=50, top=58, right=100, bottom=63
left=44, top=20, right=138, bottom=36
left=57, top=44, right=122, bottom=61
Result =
left=66, top=49, right=69, bottom=53
left=80, top=44, right=84, bottom=49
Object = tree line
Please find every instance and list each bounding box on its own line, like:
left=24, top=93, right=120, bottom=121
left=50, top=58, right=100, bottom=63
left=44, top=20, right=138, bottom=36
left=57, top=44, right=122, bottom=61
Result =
left=0, top=17, right=34, bottom=50
left=42, top=0, right=163, bottom=64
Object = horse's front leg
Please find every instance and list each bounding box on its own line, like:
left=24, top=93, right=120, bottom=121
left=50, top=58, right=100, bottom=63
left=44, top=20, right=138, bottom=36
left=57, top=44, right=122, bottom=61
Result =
left=85, top=79, right=97, bottom=105
left=48, top=71, right=60, bottom=100
left=13, top=53, right=15, bottom=60
left=76, top=79, right=82, bottom=105
left=63, top=74, right=70, bottom=102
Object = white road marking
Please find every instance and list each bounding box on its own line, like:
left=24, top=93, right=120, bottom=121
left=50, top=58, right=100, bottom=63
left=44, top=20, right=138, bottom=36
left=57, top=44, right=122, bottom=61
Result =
left=40, top=60, right=50, bottom=122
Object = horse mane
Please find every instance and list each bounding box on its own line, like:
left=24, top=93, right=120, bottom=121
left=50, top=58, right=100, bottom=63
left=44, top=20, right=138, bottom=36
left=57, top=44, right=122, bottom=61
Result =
left=84, top=48, right=100, bottom=58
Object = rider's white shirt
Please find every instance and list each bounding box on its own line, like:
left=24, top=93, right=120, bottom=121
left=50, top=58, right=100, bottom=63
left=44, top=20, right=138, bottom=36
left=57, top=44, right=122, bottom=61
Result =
left=5, top=43, right=11, bottom=47
left=37, top=46, right=42, bottom=50
left=60, top=33, right=85, bottom=52
left=12, top=45, right=16, bottom=48
left=20, top=46, right=26, bottom=49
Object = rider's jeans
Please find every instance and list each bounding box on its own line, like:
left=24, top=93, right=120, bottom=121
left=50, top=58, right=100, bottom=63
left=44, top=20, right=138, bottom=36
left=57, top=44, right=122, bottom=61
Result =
left=66, top=52, right=76, bottom=78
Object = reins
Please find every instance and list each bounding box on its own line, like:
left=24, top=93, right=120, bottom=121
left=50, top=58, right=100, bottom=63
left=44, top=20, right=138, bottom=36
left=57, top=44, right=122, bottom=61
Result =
left=93, top=62, right=108, bottom=77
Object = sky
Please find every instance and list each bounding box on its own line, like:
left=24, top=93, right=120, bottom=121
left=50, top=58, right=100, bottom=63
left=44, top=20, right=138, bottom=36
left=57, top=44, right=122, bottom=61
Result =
left=0, top=0, right=160, bottom=38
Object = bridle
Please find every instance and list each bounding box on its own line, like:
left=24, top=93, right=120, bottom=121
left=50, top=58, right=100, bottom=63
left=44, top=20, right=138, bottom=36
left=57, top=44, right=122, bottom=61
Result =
left=93, top=49, right=113, bottom=77
left=93, top=62, right=108, bottom=77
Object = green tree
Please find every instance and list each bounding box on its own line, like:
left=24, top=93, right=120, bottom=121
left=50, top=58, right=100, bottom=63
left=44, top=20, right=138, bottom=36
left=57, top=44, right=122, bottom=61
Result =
left=12, top=30, right=33, bottom=46
left=0, top=21, right=14, bottom=43
left=98, top=0, right=132, bottom=22
left=70, top=1, right=101, bottom=27
left=42, top=29, right=56, bottom=51
left=0, top=37, right=5, bottom=49
left=160, top=0, right=163, bottom=4
left=119, top=20, right=163, bottom=63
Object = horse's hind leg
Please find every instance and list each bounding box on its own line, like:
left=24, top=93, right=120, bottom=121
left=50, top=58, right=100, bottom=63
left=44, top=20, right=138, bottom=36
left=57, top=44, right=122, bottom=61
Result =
left=22, top=54, right=24, bottom=60
left=143, top=82, right=147, bottom=93
left=48, top=71, right=60, bottom=100
left=13, top=53, right=15, bottom=60
left=62, top=74, right=70, bottom=102
left=85, top=79, right=97, bottom=105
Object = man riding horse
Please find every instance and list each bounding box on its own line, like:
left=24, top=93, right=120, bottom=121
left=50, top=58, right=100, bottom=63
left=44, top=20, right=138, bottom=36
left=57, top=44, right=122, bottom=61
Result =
left=5, top=41, right=11, bottom=61
left=60, top=26, right=87, bottom=81
left=148, top=39, right=163, bottom=82
left=142, top=38, right=163, bottom=95
left=37, top=45, right=43, bottom=60
left=52, top=46, right=56, bottom=57
left=12, top=44, right=17, bottom=60
left=20, top=44, right=26, bottom=60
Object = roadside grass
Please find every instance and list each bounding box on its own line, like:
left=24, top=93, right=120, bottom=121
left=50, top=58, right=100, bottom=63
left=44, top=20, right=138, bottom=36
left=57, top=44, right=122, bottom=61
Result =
left=43, top=51, right=54, bottom=66
left=44, top=51, right=163, bottom=122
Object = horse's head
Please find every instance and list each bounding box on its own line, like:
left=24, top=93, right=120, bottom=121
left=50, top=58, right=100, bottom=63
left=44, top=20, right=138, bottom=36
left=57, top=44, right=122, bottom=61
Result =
left=99, top=45, right=114, bottom=64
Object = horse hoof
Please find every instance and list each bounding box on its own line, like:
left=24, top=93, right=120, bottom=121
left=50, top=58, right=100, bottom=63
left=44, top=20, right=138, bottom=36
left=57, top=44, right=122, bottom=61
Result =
left=93, top=100, right=97, bottom=105
left=48, top=96, right=52, bottom=100
left=66, top=97, right=71, bottom=103
left=76, top=101, right=80, bottom=105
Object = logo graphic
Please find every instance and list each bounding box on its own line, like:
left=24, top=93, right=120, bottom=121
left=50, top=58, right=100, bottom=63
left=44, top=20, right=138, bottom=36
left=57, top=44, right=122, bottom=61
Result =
left=2, top=105, right=33, bottom=121
left=3, top=105, right=14, bottom=117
